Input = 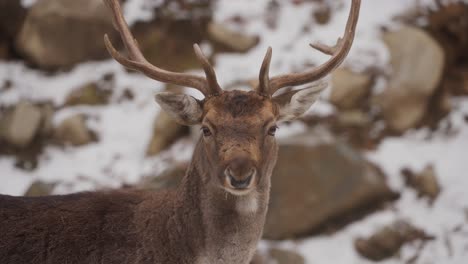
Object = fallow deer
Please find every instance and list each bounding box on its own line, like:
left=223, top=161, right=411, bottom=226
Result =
left=0, top=0, right=360, bottom=263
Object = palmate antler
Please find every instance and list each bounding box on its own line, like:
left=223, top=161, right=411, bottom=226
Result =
left=103, top=0, right=222, bottom=97
left=258, top=0, right=361, bottom=96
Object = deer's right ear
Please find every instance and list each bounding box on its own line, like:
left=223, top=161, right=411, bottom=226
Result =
left=155, top=92, right=203, bottom=125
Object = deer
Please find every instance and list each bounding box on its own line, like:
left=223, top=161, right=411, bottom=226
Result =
left=0, top=0, right=360, bottom=263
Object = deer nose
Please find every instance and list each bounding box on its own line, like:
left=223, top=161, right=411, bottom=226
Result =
left=225, top=158, right=256, bottom=189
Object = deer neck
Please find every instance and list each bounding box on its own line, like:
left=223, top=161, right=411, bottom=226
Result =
left=180, top=138, right=272, bottom=264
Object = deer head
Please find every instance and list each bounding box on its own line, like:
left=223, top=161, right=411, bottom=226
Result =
left=103, top=0, right=360, bottom=196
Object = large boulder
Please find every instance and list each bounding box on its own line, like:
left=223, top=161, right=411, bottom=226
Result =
left=0, top=0, right=26, bottom=39
left=130, top=1, right=213, bottom=72
left=267, top=248, right=305, bottom=264
left=138, top=163, right=187, bottom=190
left=330, top=68, right=373, bottom=110
left=377, top=26, right=445, bottom=133
left=263, top=129, right=397, bottom=239
left=0, top=102, right=43, bottom=148
left=65, top=82, right=111, bottom=106
left=207, top=22, right=260, bottom=53
left=146, top=112, right=189, bottom=157
left=146, top=85, right=189, bottom=156
left=15, top=0, right=118, bottom=69
left=132, top=19, right=208, bottom=72
left=252, top=248, right=305, bottom=264
left=54, top=114, right=94, bottom=146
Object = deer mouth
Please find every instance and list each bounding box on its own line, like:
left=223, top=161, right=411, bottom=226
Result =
left=223, top=169, right=256, bottom=195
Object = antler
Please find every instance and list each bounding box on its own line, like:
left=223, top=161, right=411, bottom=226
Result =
left=103, top=0, right=222, bottom=97
left=258, top=0, right=361, bottom=96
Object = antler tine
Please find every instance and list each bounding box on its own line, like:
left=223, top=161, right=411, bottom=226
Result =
left=193, top=44, right=222, bottom=96
left=266, top=0, right=361, bottom=95
left=257, top=47, right=272, bottom=96
left=103, top=0, right=220, bottom=97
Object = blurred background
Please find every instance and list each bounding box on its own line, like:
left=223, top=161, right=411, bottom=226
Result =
left=1, top=0, right=468, bottom=263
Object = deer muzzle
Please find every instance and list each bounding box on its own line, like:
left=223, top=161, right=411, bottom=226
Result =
left=224, top=157, right=257, bottom=193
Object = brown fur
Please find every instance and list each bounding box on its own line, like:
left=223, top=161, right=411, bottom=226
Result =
left=0, top=90, right=279, bottom=264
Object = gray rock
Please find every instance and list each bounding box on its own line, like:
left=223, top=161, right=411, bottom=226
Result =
left=313, top=3, right=331, bottom=25
left=54, top=114, right=93, bottom=146
left=355, top=220, right=434, bottom=261
left=402, top=165, right=441, bottom=203
left=24, top=181, right=56, bottom=197
left=65, top=83, right=110, bottom=106
left=146, top=111, right=188, bottom=156
left=330, top=68, right=373, bottom=110
left=0, top=0, right=26, bottom=39
left=132, top=19, right=207, bottom=73
left=208, top=22, right=260, bottom=53
left=337, top=110, right=372, bottom=127
left=1, top=102, right=42, bottom=148
left=378, top=26, right=445, bottom=133
left=268, top=248, right=305, bottom=264
left=39, top=103, right=54, bottom=136
left=15, top=0, right=117, bottom=69
left=263, top=129, right=396, bottom=239
left=139, top=163, right=187, bottom=190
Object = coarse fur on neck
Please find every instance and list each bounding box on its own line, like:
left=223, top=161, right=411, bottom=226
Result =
left=185, top=137, right=274, bottom=264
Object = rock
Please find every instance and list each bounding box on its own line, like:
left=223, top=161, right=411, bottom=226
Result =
left=402, top=165, right=441, bottom=202
left=39, top=103, right=54, bottom=136
left=24, top=181, right=55, bottom=197
left=446, top=67, right=468, bottom=95
left=355, top=220, right=434, bottom=261
left=54, top=114, right=93, bottom=146
left=0, top=40, right=8, bottom=59
left=268, top=248, right=305, bottom=264
left=0, top=102, right=42, bottom=148
left=65, top=83, right=111, bottom=106
left=330, top=68, right=373, bottom=110
left=265, top=0, right=280, bottom=30
left=132, top=19, right=207, bottom=72
left=130, top=0, right=214, bottom=72
left=378, top=26, right=445, bottom=133
left=313, top=3, right=331, bottom=25
left=337, top=110, right=371, bottom=127
left=207, top=22, right=260, bottom=53
left=427, top=3, right=468, bottom=65
left=263, top=129, right=397, bottom=239
left=15, top=0, right=118, bottom=69
left=146, top=111, right=189, bottom=156
left=0, top=0, right=26, bottom=39
left=139, top=163, right=187, bottom=190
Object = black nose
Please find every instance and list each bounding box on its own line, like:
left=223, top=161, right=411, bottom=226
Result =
left=225, top=157, right=257, bottom=189
left=227, top=171, right=254, bottom=189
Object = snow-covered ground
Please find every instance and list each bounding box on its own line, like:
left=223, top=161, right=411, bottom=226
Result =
left=1, top=0, right=468, bottom=263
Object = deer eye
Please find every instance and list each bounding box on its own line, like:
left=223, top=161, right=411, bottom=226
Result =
left=201, top=126, right=212, bottom=137
left=267, top=126, right=278, bottom=136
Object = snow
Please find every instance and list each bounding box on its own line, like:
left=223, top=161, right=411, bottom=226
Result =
left=2, top=0, right=468, bottom=263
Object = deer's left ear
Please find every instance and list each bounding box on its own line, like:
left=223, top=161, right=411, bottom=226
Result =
left=155, top=92, right=203, bottom=125
left=272, top=82, right=327, bottom=122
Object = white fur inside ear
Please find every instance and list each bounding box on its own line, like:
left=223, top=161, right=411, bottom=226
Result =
left=155, top=92, right=203, bottom=125
left=278, top=82, right=328, bottom=121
